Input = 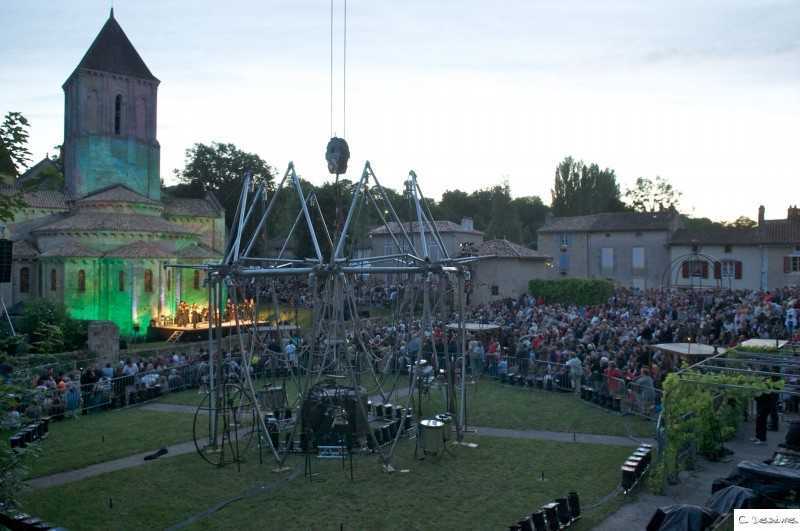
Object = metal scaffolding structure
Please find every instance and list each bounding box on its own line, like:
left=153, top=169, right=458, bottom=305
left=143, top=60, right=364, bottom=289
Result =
left=179, top=161, right=482, bottom=471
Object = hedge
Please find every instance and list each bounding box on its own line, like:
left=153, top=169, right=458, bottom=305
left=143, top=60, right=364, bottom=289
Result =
left=528, top=278, right=614, bottom=306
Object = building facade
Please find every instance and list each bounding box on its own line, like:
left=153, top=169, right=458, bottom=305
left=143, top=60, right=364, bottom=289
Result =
left=468, top=239, right=551, bottom=305
left=367, top=218, right=484, bottom=264
left=669, top=206, right=800, bottom=291
left=0, top=10, right=224, bottom=337
left=537, top=212, right=682, bottom=290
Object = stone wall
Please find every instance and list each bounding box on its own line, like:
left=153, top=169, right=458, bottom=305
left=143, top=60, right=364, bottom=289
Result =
left=87, top=320, right=119, bottom=364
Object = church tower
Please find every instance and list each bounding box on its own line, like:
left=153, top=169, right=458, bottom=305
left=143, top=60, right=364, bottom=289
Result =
left=62, top=8, right=161, bottom=200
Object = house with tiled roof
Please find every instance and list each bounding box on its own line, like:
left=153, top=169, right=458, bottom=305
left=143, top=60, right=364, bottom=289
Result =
left=0, top=10, right=224, bottom=337
left=468, top=239, right=551, bottom=305
left=367, top=217, right=483, bottom=263
left=669, top=206, right=800, bottom=290
left=537, top=211, right=682, bottom=289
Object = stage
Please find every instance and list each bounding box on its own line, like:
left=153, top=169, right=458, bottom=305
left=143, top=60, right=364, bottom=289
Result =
left=149, top=321, right=299, bottom=342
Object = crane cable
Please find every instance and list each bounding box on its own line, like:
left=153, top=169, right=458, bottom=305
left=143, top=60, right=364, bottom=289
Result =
left=329, top=0, right=348, bottom=138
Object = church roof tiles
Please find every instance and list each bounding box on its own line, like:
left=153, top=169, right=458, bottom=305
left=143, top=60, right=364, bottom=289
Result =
left=176, top=243, right=221, bottom=259
left=69, top=9, right=158, bottom=82
left=39, top=239, right=103, bottom=258
left=164, top=196, right=224, bottom=218
left=77, top=184, right=161, bottom=206
left=33, top=212, right=195, bottom=236
left=104, top=241, right=173, bottom=258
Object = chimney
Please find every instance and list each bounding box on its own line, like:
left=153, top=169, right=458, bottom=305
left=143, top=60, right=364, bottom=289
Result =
left=789, top=205, right=800, bottom=222
left=545, top=212, right=554, bottom=225
left=758, top=205, right=765, bottom=226
left=461, top=217, right=474, bottom=231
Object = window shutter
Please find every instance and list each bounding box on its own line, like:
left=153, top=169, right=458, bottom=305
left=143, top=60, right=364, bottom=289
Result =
left=786, top=257, right=792, bottom=273
left=681, top=262, right=689, bottom=278
left=701, top=261, right=709, bottom=278
left=735, top=261, right=742, bottom=279
left=713, top=262, right=721, bottom=279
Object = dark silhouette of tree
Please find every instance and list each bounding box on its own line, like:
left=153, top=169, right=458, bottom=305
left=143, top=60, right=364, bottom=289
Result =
left=625, top=176, right=681, bottom=212
left=551, top=156, right=626, bottom=216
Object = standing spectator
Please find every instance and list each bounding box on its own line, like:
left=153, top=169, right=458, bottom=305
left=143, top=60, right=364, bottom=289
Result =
left=566, top=353, right=582, bottom=393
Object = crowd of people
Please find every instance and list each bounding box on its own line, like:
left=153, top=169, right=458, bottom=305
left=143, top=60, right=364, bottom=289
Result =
left=6, top=285, right=800, bottom=433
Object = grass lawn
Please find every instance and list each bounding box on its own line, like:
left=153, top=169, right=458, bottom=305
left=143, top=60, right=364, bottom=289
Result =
left=423, top=379, right=656, bottom=439
left=24, top=408, right=207, bottom=478
left=22, top=435, right=630, bottom=530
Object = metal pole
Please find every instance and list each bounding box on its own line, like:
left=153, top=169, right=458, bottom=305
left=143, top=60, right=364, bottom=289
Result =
left=457, top=270, right=466, bottom=441
left=207, top=273, right=215, bottom=446
left=242, top=163, right=292, bottom=258
left=334, top=170, right=367, bottom=260
left=289, top=166, right=324, bottom=263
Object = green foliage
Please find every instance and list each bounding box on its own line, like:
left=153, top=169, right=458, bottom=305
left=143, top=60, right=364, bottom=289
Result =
left=172, top=141, right=276, bottom=224
left=528, top=278, right=614, bottom=306
left=0, top=111, right=32, bottom=175
left=725, top=216, right=758, bottom=229
left=683, top=216, right=724, bottom=232
left=19, top=300, right=87, bottom=354
left=0, top=382, right=40, bottom=506
left=649, top=370, right=783, bottom=492
left=486, top=182, right=522, bottom=242
left=625, top=176, right=681, bottom=213
left=437, top=184, right=549, bottom=245
left=550, top=156, right=627, bottom=217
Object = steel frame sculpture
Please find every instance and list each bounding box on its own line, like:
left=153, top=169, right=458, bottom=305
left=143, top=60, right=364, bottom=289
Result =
left=180, top=161, right=481, bottom=471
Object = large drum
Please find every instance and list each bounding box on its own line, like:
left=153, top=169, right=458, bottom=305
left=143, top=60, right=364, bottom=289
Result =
left=420, top=419, right=444, bottom=456
left=435, top=413, right=452, bottom=441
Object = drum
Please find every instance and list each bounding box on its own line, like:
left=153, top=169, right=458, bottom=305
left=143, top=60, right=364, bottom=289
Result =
left=435, top=414, right=452, bottom=441
left=380, top=424, right=392, bottom=444
left=374, top=403, right=384, bottom=418
left=383, top=403, right=393, bottom=419
left=540, top=503, right=559, bottom=531
left=419, top=419, right=445, bottom=455
left=366, top=400, right=373, bottom=415
left=373, top=426, right=384, bottom=446
left=567, top=491, right=581, bottom=518
left=530, top=510, right=547, bottom=531
left=555, top=498, right=571, bottom=525
left=394, top=406, right=405, bottom=420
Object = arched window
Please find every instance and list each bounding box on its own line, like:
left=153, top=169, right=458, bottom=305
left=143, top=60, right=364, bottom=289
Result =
left=193, top=270, right=201, bottom=290
left=77, top=270, right=86, bottom=292
left=144, top=269, right=153, bottom=293
left=50, top=268, right=57, bottom=291
left=135, top=96, right=147, bottom=138
left=19, top=267, right=29, bottom=293
left=114, top=94, right=122, bottom=135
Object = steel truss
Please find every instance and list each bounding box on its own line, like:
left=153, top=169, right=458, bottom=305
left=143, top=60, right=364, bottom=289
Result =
left=178, top=161, right=481, bottom=471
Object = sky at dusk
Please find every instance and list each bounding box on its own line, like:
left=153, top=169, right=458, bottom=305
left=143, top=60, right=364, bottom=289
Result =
left=1, top=0, right=798, bottom=222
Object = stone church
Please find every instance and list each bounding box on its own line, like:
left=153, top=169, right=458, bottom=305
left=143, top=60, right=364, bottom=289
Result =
left=1, top=10, right=225, bottom=338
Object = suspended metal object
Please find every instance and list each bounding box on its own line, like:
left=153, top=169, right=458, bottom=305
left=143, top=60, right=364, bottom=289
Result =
left=325, top=137, right=350, bottom=175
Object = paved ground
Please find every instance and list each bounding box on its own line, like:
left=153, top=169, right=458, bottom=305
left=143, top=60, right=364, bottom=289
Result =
left=594, top=417, right=791, bottom=530
left=27, top=439, right=200, bottom=489
left=471, top=426, right=651, bottom=447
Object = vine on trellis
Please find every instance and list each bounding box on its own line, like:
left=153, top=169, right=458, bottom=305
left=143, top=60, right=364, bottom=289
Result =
left=649, top=370, right=783, bottom=493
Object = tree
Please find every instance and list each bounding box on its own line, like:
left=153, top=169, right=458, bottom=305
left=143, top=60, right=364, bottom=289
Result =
left=172, top=142, right=276, bottom=224
left=19, top=300, right=86, bottom=353
left=683, top=216, right=724, bottom=232
left=0, top=112, right=32, bottom=176
left=511, top=195, right=550, bottom=247
left=726, top=216, right=757, bottom=229
left=625, top=176, right=681, bottom=213
left=551, top=156, right=626, bottom=216
left=485, top=183, right=522, bottom=242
